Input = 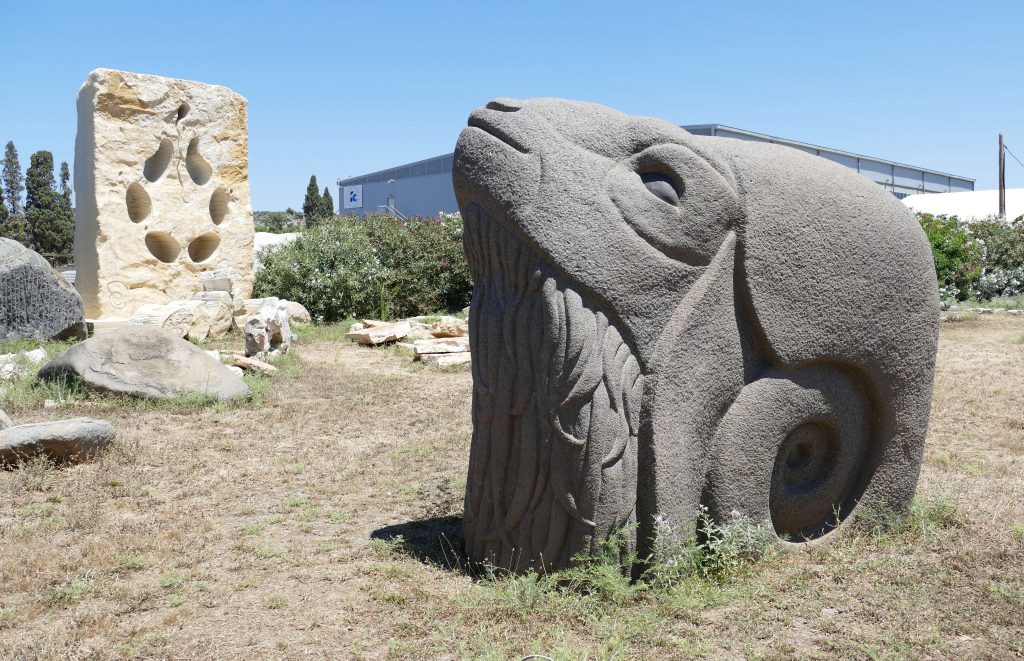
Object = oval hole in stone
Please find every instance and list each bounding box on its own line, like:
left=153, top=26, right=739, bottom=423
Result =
left=145, top=231, right=181, bottom=263
left=186, top=137, right=213, bottom=186
left=143, top=138, right=173, bottom=182
left=188, top=232, right=220, bottom=262
left=126, top=183, right=152, bottom=222
left=176, top=102, right=190, bottom=122
left=209, top=187, right=229, bottom=225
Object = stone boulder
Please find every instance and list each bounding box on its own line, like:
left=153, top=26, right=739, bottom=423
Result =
left=346, top=320, right=410, bottom=346
left=428, top=316, right=469, bottom=338
left=244, top=297, right=292, bottom=357
left=285, top=300, right=311, bottom=324
left=0, top=417, right=116, bottom=464
left=0, top=238, right=85, bottom=341
left=38, top=325, right=250, bottom=401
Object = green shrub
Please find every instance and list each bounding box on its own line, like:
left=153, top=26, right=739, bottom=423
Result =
left=916, top=213, right=985, bottom=300
left=253, top=219, right=390, bottom=322
left=361, top=213, right=472, bottom=319
left=253, top=213, right=472, bottom=322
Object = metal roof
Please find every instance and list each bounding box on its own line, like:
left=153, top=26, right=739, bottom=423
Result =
left=337, top=123, right=975, bottom=186
left=682, top=124, right=974, bottom=182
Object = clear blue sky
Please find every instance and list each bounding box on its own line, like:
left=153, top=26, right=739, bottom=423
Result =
left=1, top=1, right=1020, bottom=211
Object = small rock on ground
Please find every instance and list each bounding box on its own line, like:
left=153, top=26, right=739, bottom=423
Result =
left=0, top=417, right=116, bottom=465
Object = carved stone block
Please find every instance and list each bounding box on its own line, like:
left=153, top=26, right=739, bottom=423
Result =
left=73, top=69, right=254, bottom=320
left=453, top=98, right=940, bottom=572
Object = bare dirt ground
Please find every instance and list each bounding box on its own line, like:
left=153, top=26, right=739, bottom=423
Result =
left=1, top=317, right=1022, bottom=659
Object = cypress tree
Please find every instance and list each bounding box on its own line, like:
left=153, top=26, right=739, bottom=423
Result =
left=59, top=161, right=72, bottom=201
left=25, top=151, right=74, bottom=254
left=303, top=175, right=321, bottom=228
left=2, top=141, right=24, bottom=216
left=321, top=186, right=334, bottom=219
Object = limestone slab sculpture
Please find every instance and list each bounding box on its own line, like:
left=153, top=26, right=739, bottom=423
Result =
left=74, top=69, right=254, bottom=320
left=453, top=98, right=939, bottom=572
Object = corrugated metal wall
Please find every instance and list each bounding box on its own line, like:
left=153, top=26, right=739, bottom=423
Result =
left=337, top=154, right=458, bottom=218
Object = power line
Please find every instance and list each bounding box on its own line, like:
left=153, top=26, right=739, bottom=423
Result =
left=1005, top=143, right=1024, bottom=170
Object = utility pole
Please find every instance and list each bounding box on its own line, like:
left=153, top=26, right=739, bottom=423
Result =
left=999, top=133, right=1006, bottom=219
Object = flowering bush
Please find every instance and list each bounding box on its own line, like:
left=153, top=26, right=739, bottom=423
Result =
left=254, top=213, right=472, bottom=322
left=976, top=266, right=1024, bottom=300
left=917, top=213, right=985, bottom=301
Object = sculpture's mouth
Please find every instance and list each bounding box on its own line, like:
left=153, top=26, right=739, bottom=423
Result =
left=462, top=203, right=645, bottom=571
left=466, top=118, right=530, bottom=155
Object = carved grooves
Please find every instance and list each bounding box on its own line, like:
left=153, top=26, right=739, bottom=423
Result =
left=209, top=187, right=229, bottom=224
left=463, top=204, right=644, bottom=572
left=143, top=138, right=173, bottom=182
left=188, top=232, right=220, bottom=262
left=145, top=231, right=180, bottom=263
left=126, top=183, right=151, bottom=222
left=186, top=137, right=212, bottom=185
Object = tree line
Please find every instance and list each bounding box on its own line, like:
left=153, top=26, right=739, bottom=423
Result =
left=302, top=174, right=335, bottom=228
left=0, top=141, right=74, bottom=255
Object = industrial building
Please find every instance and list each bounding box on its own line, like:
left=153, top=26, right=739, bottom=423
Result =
left=337, top=124, right=975, bottom=218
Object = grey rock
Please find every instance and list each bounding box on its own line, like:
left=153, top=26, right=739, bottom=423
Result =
left=244, top=297, right=292, bottom=357
left=453, top=98, right=939, bottom=572
left=0, top=417, right=115, bottom=464
left=38, top=325, right=250, bottom=401
left=0, top=238, right=85, bottom=341
left=0, top=409, right=13, bottom=429
left=284, top=300, right=311, bottom=324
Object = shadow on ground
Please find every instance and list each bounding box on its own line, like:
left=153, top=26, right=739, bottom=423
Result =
left=371, top=515, right=469, bottom=572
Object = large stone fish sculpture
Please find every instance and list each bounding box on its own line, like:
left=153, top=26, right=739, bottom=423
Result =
left=453, top=98, right=939, bottom=573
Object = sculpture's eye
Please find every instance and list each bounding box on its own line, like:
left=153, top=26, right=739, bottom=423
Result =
left=639, top=172, right=681, bottom=206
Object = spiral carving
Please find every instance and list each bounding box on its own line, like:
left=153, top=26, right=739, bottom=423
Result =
left=706, top=364, right=873, bottom=541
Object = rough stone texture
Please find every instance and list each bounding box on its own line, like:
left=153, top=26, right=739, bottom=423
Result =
left=428, top=316, right=469, bottom=338
left=0, top=418, right=115, bottom=464
left=233, top=354, right=277, bottom=375
left=74, top=69, right=254, bottom=321
left=0, top=409, right=13, bottom=430
left=421, top=352, right=471, bottom=368
left=243, top=297, right=292, bottom=357
left=0, top=238, right=86, bottom=341
left=346, top=321, right=410, bottom=346
left=413, top=337, right=470, bottom=355
left=453, top=98, right=939, bottom=572
left=129, top=293, right=234, bottom=342
left=285, top=300, right=311, bottom=324
left=38, top=325, right=250, bottom=401
left=0, top=347, right=48, bottom=382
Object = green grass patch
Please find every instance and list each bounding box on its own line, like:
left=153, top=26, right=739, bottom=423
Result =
left=50, top=579, right=92, bottom=606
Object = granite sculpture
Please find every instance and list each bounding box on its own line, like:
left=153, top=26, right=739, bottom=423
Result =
left=0, top=238, right=85, bottom=341
left=453, top=98, right=939, bottom=572
left=74, top=69, right=254, bottom=321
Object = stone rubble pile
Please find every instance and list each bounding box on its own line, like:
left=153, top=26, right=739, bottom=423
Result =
left=244, top=297, right=293, bottom=359
left=346, top=314, right=472, bottom=367
left=0, top=348, right=48, bottom=382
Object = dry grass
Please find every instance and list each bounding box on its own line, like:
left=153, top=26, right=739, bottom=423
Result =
left=1, top=317, right=1022, bottom=659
